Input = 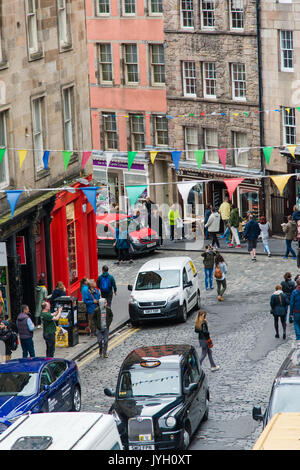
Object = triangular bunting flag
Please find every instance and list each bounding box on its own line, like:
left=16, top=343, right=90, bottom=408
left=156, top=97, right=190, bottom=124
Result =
left=43, top=150, right=50, bottom=170
left=171, top=151, right=182, bottom=172
left=150, top=152, right=158, bottom=165
left=0, top=148, right=6, bottom=165
left=125, top=185, right=147, bottom=206
left=63, top=150, right=73, bottom=171
left=263, top=146, right=273, bottom=165
left=224, top=178, right=245, bottom=200
left=128, top=151, right=137, bottom=171
left=177, top=181, right=199, bottom=204
left=287, top=145, right=297, bottom=159
left=6, top=190, right=23, bottom=219
left=296, top=107, right=300, bottom=113
left=81, top=151, right=92, bottom=169
left=217, top=149, right=227, bottom=169
left=271, top=175, right=292, bottom=196
left=18, top=150, right=27, bottom=169
left=79, top=187, right=99, bottom=213
left=194, top=150, right=204, bottom=170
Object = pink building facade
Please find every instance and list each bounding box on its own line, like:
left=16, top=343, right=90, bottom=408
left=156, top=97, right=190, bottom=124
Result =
left=86, top=0, right=169, bottom=210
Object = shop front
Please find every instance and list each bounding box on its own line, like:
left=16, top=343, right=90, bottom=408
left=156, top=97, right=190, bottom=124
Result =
left=93, top=151, right=149, bottom=214
left=50, top=178, right=98, bottom=301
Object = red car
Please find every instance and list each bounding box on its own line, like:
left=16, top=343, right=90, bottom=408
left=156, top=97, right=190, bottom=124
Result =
left=96, top=213, right=159, bottom=257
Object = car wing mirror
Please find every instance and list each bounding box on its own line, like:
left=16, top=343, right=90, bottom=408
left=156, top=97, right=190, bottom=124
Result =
left=184, top=383, right=198, bottom=395
left=252, top=406, right=264, bottom=421
left=128, top=285, right=133, bottom=291
left=184, top=281, right=193, bottom=289
left=104, top=388, right=115, bottom=397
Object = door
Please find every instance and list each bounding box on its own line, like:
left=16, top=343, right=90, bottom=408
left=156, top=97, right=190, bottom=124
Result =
left=182, top=365, right=199, bottom=433
left=47, top=360, right=72, bottom=411
left=189, top=351, right=206, bottom=423
left=186, top=262, right=197, bottom=309
left=39, top=364, right=61, bottom=413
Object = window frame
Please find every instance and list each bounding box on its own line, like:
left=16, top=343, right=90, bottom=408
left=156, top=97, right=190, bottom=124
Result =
left=122, top=0, right=136, bottom=16
left=154, top=115, right=168, bottom=147
left=233, top=131, right=249, bottom=167
left=283, top=107, right=296, bottom=145
left=130, top=114, right=145, bottom=151
left=124, top=43, right=139, bottom=85
left=203, top=62, right=216, bottom=99
left=182, top=61, right=196, bottom=97
left=149, top=0, right=163, bottom=15
left=98, top=43, right=113, bottom=84
left=57, top=0, right=72, bottom=50
left=0, top=110, right=9, bottom=189
left=280, top=30, right=294, bottom=72
left=231, top=63, right=246, bottom=101
left=204, top=128, right=219, bottom=164
left=25, top=0, right=39, bottom=56
left=185, top=126, right=198, bottom=161
left=180, top=0, right=194, bottom=29
left=62, top=86, right=75, bottom=152
left=229, top=0, right=244, bottom=31
left=200, top=0, right=215, bottom=30
left=102, top=112, right=118, bottom=150
left=31, top=95, right=47, bottom=173
left=96, top=0, right=110, bottom=15
left=150, top=44, right=165, bottom=86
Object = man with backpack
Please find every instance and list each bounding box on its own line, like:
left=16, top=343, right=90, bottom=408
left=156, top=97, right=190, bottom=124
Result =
left=97, top=265, right=117, bottom=307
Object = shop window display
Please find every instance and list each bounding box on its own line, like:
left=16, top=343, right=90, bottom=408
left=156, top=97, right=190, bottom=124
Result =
left=66, top=203, right=78, bottom=285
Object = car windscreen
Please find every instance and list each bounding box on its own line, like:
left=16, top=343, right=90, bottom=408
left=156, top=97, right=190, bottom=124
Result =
left=118, top=369, right=180, bottom=398
left=269, top=384, right=300, bottom=417
left=135, top=270, right=180, bottom=290
left=0, top=372, right=38, bottom=396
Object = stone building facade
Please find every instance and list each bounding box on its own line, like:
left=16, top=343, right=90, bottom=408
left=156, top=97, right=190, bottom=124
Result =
left=0, top=0, right=94, bottom=320
left=164, top=0, right=263, bottom=220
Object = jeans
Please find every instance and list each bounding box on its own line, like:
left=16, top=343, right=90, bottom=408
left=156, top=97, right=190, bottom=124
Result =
left=96, top=328, right=109, bottom=355
left=221, top=226, right=230, bottom=243
left=273, top=315, right=286, bottom=336
left=204, top=268, right=214, bottom=289
left=204, top=226, right=209, bottom=240
left=230, top=226, right=240, bottom=245
left=285, top=239, right=296, bottom=258
left=262, top=238, right=270, bottom=255
left=20, top=337, right=35, bottom=358
left=293, top=313, right=300, bottom=340
left=43, top=333, right=55, bottom=357
left=101, top=292, right=113, bottom=307
left=217, top=279, right=227, bottom=296
left=211, top=232, right=220, bottom=248
left=199, top=340, right=216, bottom=368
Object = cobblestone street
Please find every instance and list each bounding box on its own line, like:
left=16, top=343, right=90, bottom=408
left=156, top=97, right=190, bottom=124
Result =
left=80, top=250, right=299, bottom=449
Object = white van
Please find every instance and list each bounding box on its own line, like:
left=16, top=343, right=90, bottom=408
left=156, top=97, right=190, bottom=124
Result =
left=128, top=256, right=201, bottom=326
left=0, top=412, right=123, bottom=450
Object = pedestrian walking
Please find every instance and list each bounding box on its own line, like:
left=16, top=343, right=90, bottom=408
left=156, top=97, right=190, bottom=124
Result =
left=227, top=204, right=241, bottom=248
left=281, top=272, right=296, bottom=302
left=0, top=320, right=14, bottom=362
left=201, top=245, right=217, bottom=291
left=205, top=207, right=220, bottom=248
left=270, top=285, right=289, bottom=339
left=16, top=305, right=35, bottom=358
left=152, top=207, right=163, bottom=245
left=244, top=214, right=261, bottom=262
left=168, top=204, right=180, bottom=241
left=97, top=265, right=117, bottom=307
left=40, top=302, right=63, bottom=357
left=204, top=205, right=212, bottom=240
left=50, top=281, right=66, bottom=312
left=219, top=196, right=231, bottom=235
left=144, top=196, right=155, bottom=228
left=34, top=278, right=48, bottom=327
left=258, top=216, right=271, bottom=257
left=114, top=222, right=133, bottom=265
left=82, top=279, right=100, bottom=336
left=214, top=254, right=227, bottom=301
left=195, top=310, right=219, bottom=372
left=94, top=298, right=113, bottom=358
left=282, top=215, right=297, bottom=260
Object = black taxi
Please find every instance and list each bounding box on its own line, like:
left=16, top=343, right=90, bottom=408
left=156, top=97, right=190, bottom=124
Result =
left=104, top=344, right=209, bottom=450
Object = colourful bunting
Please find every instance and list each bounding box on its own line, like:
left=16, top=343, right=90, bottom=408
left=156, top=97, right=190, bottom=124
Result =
left=81, top=151, right=92, bottom=169
left=125, top=185, right=147, bottom=206
left=18, top=150, right=27, bottom=169
left=224, top=178, right=245, bottom=200
left=287, top=145, right=296, bottom=159
left=150, top=151, right=158, bottom=165
left=63, top=150, right=73, bottom=171
left=6, top=190, right=23, bottom=219
left=43, top=150, right=50, bottom=170
left=79, top=187, right=99, bottom=213
left=217, top=149, right=227, bottom=169
left=194, top=150, right=204, bottom=171
left=271, top=175, right=292, bottom=196
left=263, top=146, right=273, bottom=165
left=171, top=151, right=182, bottom=172
left=0, top=148, right=6, bottom=165
left=177, top=181, right=199, bottom=204
left=128, top=151, right=137, bottom=171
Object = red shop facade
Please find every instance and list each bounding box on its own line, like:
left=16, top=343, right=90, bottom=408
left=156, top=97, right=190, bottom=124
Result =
left=50, top=181, right=98, bottom=300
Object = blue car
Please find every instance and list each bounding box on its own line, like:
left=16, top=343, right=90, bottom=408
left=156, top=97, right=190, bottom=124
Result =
left=0, top=358, right=81, bottom=434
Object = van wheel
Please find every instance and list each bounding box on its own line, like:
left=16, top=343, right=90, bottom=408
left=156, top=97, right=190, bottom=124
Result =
left=72, top=385, right=81, bottom=412
left=178, top=302, right=187, bottom=323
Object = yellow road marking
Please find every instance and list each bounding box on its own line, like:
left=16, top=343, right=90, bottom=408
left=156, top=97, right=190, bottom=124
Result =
left=77, top=327, right=140, bottom=369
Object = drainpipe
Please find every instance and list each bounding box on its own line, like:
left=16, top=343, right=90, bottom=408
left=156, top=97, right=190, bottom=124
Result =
left=256, top=0, right=266, bottom=216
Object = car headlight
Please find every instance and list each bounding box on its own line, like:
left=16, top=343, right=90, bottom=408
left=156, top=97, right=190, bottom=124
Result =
left=165, top=416, right=177, bottom=428
left=129, top=295, right=138, bottom=304
left=167, top=293, right=179, bottom=303
left=131, top=237, right=139, bottom=244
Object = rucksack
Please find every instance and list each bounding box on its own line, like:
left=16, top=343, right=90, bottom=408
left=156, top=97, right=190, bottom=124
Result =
left=214, top=266, right=223, bottom=279
left=10, top=331, right=18, bottom=351
left=100, top=275, right=111, bottom=293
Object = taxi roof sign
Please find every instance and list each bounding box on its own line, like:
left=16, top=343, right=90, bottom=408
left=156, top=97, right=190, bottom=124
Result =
left=140, top=359, right=161, bottom=368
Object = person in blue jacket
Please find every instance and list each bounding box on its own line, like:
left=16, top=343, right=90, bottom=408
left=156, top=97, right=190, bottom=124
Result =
left=289, top=278, right=300, bottom=340
left=82, top=279, right=100, bottom=336
left=243, top=214, right=261, bottom=262
left=270, top=285, right=289, bottom=339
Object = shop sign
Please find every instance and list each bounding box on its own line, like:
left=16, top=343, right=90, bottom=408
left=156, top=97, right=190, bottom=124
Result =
left=16, top=236, right=26, bottom=265
left=93, top=159, right=145, bottom=171
left=0, top=243, right=7, bottom=266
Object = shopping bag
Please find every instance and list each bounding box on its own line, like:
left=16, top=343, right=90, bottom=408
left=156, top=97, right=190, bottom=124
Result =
left=55, top=326, right=68, bottom=348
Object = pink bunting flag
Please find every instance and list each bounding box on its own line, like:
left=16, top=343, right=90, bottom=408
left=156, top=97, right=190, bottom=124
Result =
left=224, top=178, right=245, bottom=200
left=217, top=149, right=227, bottom=169
left=81, top=151, right=92, bottom=169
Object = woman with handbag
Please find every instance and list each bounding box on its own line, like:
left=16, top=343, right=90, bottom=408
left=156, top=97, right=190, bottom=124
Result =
left=195, top=310, right=219, bottom=372
left=270, top=284, right=290, bottom=339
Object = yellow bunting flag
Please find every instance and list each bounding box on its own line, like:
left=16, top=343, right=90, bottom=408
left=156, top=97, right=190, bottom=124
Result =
left=287, top=145, right=297, bottom=159
left=285, top=108, right=290, bottom=114
left=150, top=151, right=158, bottom=164
left=18, top=150, right=28, bottom=169
left=271, top=175, right=292, bottom=196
